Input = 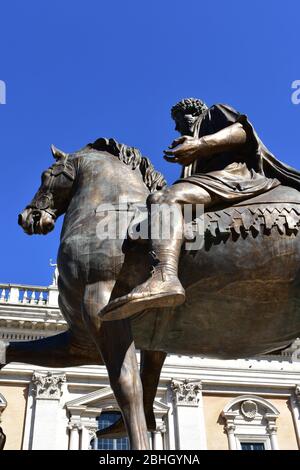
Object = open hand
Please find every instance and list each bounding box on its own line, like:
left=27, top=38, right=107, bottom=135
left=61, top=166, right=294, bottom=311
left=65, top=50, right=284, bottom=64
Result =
left=163, top=135, right=201, bottom=165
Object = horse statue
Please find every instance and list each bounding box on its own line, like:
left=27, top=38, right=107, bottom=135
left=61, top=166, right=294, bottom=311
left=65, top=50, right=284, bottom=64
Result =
left=7, top=134, right=300, bottom=450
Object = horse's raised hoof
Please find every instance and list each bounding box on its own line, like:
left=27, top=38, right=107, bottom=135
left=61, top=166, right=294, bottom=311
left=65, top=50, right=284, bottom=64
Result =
left=100, top=291, right=185, bottom=322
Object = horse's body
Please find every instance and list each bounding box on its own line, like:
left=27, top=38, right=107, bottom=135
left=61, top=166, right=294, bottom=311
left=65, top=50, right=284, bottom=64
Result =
left=12, top=144, right=300, bottom=448
left=149, top=185, right=300, bottom=358
left=56, top=149, right=150, bottom=348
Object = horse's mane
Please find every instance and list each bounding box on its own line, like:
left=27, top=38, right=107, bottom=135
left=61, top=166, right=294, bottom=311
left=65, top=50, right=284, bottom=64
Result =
left=87, top=138, right=167, bottom=192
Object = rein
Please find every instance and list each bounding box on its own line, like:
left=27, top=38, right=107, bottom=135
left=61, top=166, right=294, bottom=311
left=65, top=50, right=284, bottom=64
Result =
left=28, top=155, right=75, bottom=218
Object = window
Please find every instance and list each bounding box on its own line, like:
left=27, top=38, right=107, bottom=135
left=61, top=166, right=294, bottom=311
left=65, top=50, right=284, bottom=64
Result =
left=222, top=395, right=279, bottom=450
left=92, top=412, right=129, bottom=450
left=241, top=442, right=265, bottom=451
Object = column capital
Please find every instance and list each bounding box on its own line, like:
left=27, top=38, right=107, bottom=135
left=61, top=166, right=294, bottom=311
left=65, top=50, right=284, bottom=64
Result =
left=225, top=423, right=236, bottom=433
left=265, top=413, right=278, bottom=435
left=32, top=371, right=66, bottom=400
left=267, top=424, right=278, bottom=435
left=88, top=429, right=97, bottom=441
left=170, top=379, right=202, bottom=406
left=294, top=384, right=300, bottom=405
left=157, top=423, right=167, bottom=434
left=68, top=422, right=82, bottom=431
left=222, top=411, right=238, bottom=437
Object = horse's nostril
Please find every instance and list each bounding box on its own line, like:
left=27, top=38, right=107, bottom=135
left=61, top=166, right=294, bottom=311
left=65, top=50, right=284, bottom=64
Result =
left=18, top=214, right=23, bottom=226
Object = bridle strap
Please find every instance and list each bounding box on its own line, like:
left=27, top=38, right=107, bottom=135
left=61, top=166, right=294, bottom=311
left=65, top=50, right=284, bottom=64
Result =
left=28, top=156, right=75, bottom=217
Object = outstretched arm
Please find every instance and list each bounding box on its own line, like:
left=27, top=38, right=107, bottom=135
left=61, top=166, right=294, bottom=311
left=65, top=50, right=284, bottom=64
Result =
left=164, top=122, right=248, bottom=165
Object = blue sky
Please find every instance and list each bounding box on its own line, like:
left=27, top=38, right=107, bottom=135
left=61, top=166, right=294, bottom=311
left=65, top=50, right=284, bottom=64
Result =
left=1, top=0, right=300, bottom=286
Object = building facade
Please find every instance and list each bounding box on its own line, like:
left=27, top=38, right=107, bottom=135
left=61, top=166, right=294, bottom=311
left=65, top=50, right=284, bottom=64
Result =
left=0, top=278, right=300, bottom=450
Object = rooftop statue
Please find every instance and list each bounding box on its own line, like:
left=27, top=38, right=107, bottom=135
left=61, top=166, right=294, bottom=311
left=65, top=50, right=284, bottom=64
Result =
left=49, top=259, right=59, bottom=287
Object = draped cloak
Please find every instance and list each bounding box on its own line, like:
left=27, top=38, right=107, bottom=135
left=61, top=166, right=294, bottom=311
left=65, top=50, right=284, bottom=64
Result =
left=175, top=103, right=300, bottom=201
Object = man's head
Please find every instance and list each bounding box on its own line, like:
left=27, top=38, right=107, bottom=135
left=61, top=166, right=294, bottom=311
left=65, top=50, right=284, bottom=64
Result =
left=171, top=98, right=208, bottom=135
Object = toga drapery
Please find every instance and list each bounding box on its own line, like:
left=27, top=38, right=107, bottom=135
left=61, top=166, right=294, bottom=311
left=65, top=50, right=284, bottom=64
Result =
left=175, top=103, right=300, bottom=201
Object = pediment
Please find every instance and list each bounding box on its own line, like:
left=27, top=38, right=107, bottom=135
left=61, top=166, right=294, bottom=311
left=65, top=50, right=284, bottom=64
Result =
left=65, top=387, right=169, bottom=415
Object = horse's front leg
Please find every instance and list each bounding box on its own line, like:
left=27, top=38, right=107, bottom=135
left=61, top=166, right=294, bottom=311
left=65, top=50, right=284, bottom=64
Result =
left=82, top=282, right=149, bottom=450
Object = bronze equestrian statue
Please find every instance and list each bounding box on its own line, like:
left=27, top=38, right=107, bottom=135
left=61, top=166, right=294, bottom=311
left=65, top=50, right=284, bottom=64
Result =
left=102, top=100, right=285, bottom=320
left=6, top=98, right=300, bottom=449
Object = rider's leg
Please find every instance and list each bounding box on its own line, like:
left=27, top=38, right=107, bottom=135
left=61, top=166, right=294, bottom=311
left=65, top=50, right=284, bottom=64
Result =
left=101, top=183, right=213, bottom=320
left=145, top=182, right=213, bottom=287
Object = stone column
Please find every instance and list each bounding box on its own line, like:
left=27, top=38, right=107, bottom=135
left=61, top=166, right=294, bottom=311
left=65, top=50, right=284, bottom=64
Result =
left=0, top=340, right=8, bottom=365
left=81, top=426, right=97, bottom=450
left=265, top=414, right=279, bottom=450
left=165, top=385, right=176, bottom=450
left=290, top=384, right=300, bottom=449
left=226, top=423, right=237, bottom=450
left=152, top=423, right=166, bottom=450
left=31, top=371, right=66, bottom=450
left=222, top=410, right=238, bottom=450
left=170, top=379, right=206, bottom=450
left=68, top=423, right=82, bottom=450
left=267, top=424, right=278, bottom=450
left=92, top=436, right=98, bottom=450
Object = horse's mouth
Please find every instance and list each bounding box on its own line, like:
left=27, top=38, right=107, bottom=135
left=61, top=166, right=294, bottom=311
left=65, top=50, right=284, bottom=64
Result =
left=18, top=209, right=55, bottom=235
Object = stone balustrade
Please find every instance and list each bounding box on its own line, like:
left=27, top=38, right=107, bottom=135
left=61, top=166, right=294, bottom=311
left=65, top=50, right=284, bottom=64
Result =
left=0, top=284, right=58, bottom=307
left=0, top=282, right=65, bottom=340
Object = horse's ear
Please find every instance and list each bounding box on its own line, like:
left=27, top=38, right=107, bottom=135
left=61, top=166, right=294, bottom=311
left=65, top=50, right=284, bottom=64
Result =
left=51, top=144, right=68, bottom=161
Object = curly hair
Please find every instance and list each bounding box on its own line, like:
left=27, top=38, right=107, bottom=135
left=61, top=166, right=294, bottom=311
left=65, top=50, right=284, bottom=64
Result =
left=171, top=98, right=208, bottom=120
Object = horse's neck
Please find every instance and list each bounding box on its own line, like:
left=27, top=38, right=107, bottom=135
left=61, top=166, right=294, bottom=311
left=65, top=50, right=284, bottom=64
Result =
left=63, top=152, right=149, bottom=227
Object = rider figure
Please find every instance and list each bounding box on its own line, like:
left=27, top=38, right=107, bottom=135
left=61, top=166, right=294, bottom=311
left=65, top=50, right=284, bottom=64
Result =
left=102, top=98, right=300, bottom=320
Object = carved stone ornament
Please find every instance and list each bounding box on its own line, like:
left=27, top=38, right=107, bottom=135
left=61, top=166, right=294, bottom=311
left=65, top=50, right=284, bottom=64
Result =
left=32, top=371, right=66, bottom=399
left=88, top=429, right=97, bottom=441
left=157, top=423, right=167, bottom=434
left=225, top=423, right=236, bottom=433
left=267, top=423, right=278, bottom=435
left=67, top=422, right=82, bottom=431
left=171, top=379, right=202, bottom=406
left=294, top=384, right=300, bottom=405
left=240, top=400, right=258, bottom=420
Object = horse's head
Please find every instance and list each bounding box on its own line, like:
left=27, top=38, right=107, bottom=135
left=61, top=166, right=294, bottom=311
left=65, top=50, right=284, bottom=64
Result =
left=18, top=145, right=76, bottom=235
